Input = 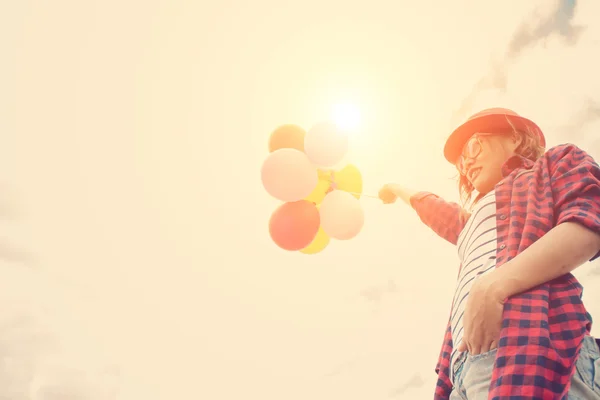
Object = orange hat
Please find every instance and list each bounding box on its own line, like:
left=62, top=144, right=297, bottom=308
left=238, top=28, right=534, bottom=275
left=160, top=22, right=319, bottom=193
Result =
left=444, top=108, right=546, bottom=164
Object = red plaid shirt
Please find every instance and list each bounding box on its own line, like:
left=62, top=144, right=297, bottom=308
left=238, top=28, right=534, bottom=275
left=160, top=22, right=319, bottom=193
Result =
left=410, top=144, right=600, bottom=399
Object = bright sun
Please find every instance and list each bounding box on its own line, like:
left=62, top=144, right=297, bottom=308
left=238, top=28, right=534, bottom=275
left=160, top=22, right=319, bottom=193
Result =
left=332, top=103, right=361, bottom=133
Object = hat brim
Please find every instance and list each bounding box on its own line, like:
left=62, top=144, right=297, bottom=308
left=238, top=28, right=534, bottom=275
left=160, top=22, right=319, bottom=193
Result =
left=444, top=114, right=545, bottom=164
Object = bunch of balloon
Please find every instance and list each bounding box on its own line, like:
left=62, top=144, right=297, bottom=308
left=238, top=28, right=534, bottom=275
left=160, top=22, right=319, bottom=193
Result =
left=260, top=122, right=365, bottom=255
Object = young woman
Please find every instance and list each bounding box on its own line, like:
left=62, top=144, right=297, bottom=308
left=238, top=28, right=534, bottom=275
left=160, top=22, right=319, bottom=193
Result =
left=379, top=108, right=600, bottom=399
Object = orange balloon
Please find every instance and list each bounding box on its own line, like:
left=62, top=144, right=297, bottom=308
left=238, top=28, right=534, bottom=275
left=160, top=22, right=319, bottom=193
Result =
left=269, top=200, right=320, bottom=251
left=268, top=124, right=306, bottom=153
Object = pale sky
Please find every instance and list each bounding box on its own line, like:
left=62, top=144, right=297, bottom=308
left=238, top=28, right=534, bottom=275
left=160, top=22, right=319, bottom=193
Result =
left=1, top=0, right=600, bottom=398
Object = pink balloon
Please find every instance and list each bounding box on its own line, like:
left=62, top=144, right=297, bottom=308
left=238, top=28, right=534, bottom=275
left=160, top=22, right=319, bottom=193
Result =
left=304, top=121, right=349, bottom=168
left=261, top=148, right=318, bottom=202
left=319, top=190, right=364, bottom=240
left=269, top=201, right=320, bottom=251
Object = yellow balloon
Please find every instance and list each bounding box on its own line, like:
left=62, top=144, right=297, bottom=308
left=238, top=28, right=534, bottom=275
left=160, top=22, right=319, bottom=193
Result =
left=304, top=170, right=333, bottom=205
left=317, top=169, right=333, bottom=181
left=300, top=226, right=330, bottom=255
left=333, top=164, right=363, bottom=199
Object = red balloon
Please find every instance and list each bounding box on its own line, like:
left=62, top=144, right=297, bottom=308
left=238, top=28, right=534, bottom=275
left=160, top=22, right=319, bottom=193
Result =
left=268, top=124, right=306, bottom=153
left=269, top=200, right=320, bottom=251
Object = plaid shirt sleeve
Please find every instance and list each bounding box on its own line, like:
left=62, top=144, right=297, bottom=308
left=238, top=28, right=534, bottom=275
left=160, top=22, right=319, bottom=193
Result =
left=548, top=144, right=600, bottom=260
left=409, top=192, right=469, bottom=245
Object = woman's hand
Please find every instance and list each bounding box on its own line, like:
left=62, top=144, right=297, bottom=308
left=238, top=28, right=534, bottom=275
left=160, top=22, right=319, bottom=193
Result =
left=378, top=184, right=416, bottom=205
left=378, top=184, right=399, bottom=204
left=457, top=272, right=506, bottom=355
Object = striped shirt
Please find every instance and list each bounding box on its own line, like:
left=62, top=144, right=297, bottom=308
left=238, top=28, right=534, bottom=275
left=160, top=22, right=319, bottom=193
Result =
left=449, top=191, right=497, bottom=383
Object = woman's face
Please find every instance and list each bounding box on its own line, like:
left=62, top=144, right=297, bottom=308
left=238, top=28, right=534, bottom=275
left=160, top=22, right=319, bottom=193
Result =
left=459, top=133, right=521, bottom=194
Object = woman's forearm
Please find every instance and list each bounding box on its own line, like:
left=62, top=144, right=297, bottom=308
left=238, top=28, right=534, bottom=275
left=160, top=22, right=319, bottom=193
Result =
left=490, top=222, right=600, bottom=300
left=388, top=184, right=418, bottom=205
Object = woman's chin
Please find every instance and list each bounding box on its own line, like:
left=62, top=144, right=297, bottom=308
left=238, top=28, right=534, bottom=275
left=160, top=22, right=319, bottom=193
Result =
left=473, top=181, right=493, bottom=195
left=472, top=177, right=489, bottom=194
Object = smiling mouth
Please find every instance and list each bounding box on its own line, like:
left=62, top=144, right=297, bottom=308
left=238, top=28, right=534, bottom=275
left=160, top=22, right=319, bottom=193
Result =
left=468, top=168, right=481, bottom=181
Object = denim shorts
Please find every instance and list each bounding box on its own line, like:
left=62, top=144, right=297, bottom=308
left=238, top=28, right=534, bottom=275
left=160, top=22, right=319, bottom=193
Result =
left=450, top=335, right=600, bottom=399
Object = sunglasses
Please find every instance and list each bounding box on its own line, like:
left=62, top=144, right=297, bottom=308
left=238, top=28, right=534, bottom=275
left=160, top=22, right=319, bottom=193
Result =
left=456, top=133, right=494, bottom=176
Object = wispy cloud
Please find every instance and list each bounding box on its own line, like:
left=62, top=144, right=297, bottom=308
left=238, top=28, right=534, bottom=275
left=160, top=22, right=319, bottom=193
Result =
left=321, top=356, right=362, bottom=378
left=0, top=242, right=35, bottom=264
left=506, top=0, right=584, bottom=59
left=0, top=258, right=119, bottom=399
left=0, top=302, right=120, bottom=399
left=359, top=279, right=398, bottom=303
left=557, top=99, right=600, bottom=139
left=452, top=0, right=584, bottom=123
left=388, top=373, right=425, bottom=397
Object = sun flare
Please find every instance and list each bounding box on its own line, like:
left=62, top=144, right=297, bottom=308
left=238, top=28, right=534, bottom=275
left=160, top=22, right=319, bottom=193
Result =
left=332, top=103, right=361, bottom=133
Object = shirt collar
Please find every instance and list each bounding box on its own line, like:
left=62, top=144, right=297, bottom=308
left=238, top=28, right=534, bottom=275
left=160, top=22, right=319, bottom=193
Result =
left=501, top=155, right=535, bottom=177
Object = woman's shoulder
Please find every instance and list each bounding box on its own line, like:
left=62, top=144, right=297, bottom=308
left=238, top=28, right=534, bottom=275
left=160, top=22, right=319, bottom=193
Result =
left=543, top=143, right=593, bottom=160
left=536, top=143, right=600, bottom=183
left=529, top=143, right=597, bottom=172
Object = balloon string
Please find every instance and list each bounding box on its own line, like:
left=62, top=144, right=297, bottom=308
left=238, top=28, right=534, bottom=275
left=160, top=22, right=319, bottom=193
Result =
left=320, top=171, right=379, bottom=199
left=345, top=191, right=380, bottom=199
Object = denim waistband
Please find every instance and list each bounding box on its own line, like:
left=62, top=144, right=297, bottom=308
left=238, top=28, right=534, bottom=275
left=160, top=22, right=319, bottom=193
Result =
left=581, top=334, right=600, bottom=356
left=451, top=335, right=599, bottom=382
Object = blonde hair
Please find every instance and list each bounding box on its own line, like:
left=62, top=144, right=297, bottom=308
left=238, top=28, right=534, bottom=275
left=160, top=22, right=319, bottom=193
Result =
left=458, top=122, right=545, bottom=209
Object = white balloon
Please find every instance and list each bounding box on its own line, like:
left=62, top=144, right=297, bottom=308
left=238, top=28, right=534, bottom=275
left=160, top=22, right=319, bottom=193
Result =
left=319, top=190, right=364, bottom=240
left=261, top=149, right=318, bottom=202
left=304, top=121, right=349, bottom=168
